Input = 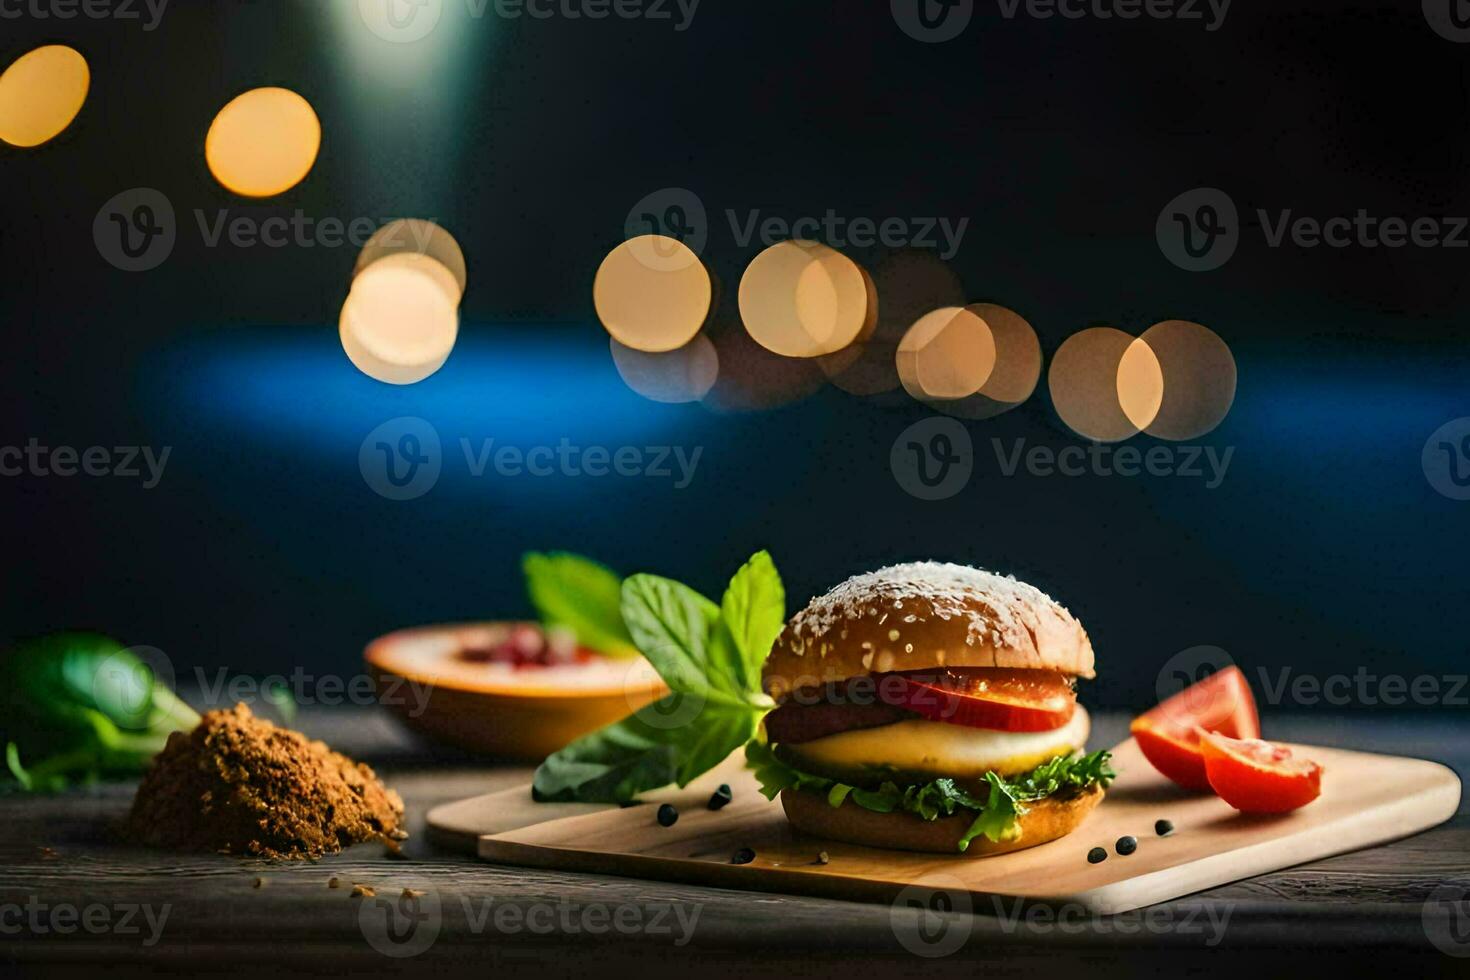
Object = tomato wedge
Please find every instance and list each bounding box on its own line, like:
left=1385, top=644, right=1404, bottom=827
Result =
left=1198, top=730, right=1323, bottom=813
left=875, top=667, right=1077, bottom=732
left=1131, top=666, right=1260, bottom=790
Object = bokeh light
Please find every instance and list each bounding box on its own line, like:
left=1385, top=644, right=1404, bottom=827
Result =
left=205, top=87, right=322, bottom=197
left=610, top=335, right=719, bottom=404
left=701, top=318, right=825, bottom=412
left=1049, top=326, right=1163, bottom=442
left=593, top=236, right=712, bottom=353
left=924, top=303, right=1044, bottom=421
left=1118, top=338, right=1166, bottom=432
left=339, top=257, right=459, bottom=385
left=355, top=219, right=467, bottom=304
left=0, top=45, right=89, bottom=148
left=896, top=307, right=996, bottom=401
left=738, top=241, right=869, bottom=358
left=820, top=251, right=965, bottom=396
left=1136, top=319, right=1237, bottom=439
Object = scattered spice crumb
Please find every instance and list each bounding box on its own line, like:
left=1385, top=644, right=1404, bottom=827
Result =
left=252, top=877, right=267, bottom=889
left=814, top=851, right=830, bottom=866
left=328, top=877, right=342, bottom=889
left=125, top=703, right=405, bottom=860
left=352, top=884, right=376, bottom=898
left=402, top=888, right=425, bottom=899
left=36, top=847, right=58, bottom=860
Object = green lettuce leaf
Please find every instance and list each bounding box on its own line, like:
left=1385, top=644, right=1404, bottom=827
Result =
left=746, top=741, right=1114, bottom=852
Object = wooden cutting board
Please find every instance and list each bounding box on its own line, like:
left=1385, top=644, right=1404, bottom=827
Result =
left=430, top=738, right=1460, bottom=915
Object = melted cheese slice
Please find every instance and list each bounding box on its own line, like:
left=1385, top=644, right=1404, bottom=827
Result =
left=780, top=706, right=1091, bottom=783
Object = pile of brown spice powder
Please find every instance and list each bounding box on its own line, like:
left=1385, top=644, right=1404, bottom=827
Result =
left=126, top=703, right=405, bottom=859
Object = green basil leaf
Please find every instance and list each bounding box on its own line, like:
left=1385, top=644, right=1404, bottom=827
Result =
left=532, top=699, right=681, bottom=802
left=533, top=555, right=790, bottom=805
left=676, top=706, right=760, bottom=786
left=619, top=574, right=730, bottom=699
left=533, top=694, right=756, bottom=803
left=718, top=551, right=786, bottom=694
left=523, top=552, right=639, bottom=658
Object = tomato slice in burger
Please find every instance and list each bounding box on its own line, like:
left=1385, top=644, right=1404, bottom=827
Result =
left=875, top=668, right=1077, bottom=732
left=1131, top=666, right=1261, bottom=791
left=1198, top=730, right=1323, bottom=813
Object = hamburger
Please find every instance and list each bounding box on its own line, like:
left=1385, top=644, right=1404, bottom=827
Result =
left=748, top=562, right=1112, bottom=854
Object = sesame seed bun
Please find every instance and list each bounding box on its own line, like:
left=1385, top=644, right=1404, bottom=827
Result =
left=779, top=781, right=1105, bottom=855
left=763, top=562, right=1095, bottom=702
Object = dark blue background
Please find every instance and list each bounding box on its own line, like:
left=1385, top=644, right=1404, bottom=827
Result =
left=3, top=1, right=1468, bottom=710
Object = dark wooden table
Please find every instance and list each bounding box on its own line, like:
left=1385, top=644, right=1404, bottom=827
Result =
left=3, top=709, right=1468, bottom=978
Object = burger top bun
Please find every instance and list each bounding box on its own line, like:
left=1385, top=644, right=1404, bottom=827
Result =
left=762, top=562, right=1095, bottom=701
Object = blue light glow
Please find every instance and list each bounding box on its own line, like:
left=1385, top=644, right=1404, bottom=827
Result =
left=145, top=325, right=700, bottom=456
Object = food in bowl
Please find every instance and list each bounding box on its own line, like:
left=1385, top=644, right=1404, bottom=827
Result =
left=366, top=621, right=666, bottom=761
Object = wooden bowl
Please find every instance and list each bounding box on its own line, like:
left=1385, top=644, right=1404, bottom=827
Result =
left=364, top=622, right=666, bottom=762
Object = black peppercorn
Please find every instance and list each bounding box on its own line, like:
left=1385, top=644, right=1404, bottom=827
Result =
left=656, top=803, right=679, bottom=827
left=1116, top=835, right=1138, bottom=856
left=1087, top=847, right=1107, bottom=864
left=708, top=784, right=733, bottom=811
left=1155, top=819, right=1175, bottom=837
left=731, top=847, right=756, bottom=865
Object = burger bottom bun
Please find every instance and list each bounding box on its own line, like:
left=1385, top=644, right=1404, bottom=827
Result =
left=779, top=782, right=1105, bottom=855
